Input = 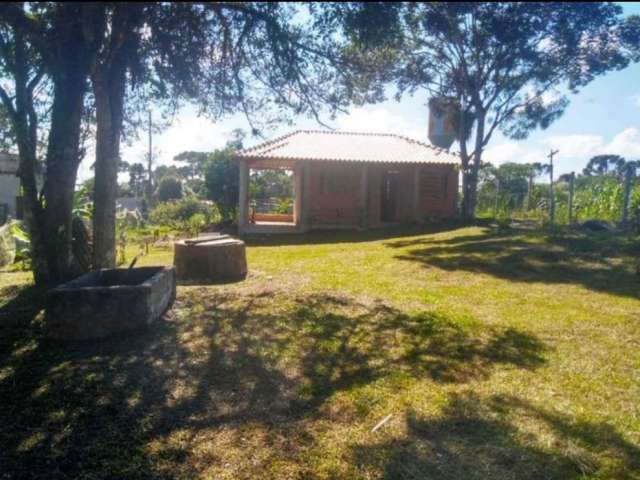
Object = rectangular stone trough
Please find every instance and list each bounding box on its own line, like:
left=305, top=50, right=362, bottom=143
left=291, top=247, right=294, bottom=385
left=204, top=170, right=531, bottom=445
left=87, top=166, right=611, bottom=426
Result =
left=46, top=266, right=176, bottom=341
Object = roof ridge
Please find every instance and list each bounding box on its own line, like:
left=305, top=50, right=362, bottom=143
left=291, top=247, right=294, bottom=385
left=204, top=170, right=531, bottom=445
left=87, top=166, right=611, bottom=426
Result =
left=238, top=130, right=302, bottom=155
left=236, top=129, right=458, bottom=162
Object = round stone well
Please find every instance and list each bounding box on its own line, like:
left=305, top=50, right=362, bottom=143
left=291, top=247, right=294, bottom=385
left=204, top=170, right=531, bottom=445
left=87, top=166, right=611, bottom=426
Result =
left=173, top=234, right=247, bottom=283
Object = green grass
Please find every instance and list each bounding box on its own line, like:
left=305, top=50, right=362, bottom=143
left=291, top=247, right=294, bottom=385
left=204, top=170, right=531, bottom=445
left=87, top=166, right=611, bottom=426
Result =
left=1, top=223, right=639, bottom=479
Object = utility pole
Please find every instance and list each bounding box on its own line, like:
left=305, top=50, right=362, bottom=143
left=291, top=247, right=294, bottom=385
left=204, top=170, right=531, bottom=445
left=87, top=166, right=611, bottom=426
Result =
left=547, top=149, right=558, bottom=223
left=568, top=171, right=575, bottom=225
left=146, top=110, right=153, bottom=203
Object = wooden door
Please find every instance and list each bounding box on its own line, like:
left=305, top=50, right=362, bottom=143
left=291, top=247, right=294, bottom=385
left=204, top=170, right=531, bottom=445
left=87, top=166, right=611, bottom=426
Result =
left=380, top=170, right=399, bottom=222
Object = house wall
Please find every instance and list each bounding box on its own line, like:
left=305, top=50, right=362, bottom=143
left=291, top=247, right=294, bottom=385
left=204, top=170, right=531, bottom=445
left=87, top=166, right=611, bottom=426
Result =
left=307, top=163, right=361, bottom=226
left=0, top=153, right=20, bottom=221
left=0, top=174, right=20, bottom=220
left=418, top=164, right=458, bottom=219
left=307, top=162, right=457, bottom=228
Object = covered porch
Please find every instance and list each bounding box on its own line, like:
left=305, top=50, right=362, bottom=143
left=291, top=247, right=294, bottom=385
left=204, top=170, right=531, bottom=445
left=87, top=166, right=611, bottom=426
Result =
left=237, top=157, right=458, bottom=235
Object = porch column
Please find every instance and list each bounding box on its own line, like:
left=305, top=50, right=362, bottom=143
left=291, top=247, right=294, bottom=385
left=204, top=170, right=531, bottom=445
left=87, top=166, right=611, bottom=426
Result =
left=359, top=164, right=369, bottom=229
left=301, top=163, right=312, bottom=231
left=294, top=162, right=303, bottom=230
left=238, top=159, right=249, bottom=233
left=413, top=165, right=422, bottom=223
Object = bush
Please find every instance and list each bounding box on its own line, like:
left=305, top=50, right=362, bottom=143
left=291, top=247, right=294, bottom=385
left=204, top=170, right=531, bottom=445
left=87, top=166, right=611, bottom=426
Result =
left=157, top=176, right=183, bottom=202
left=149, top=197, right=220, bottom=232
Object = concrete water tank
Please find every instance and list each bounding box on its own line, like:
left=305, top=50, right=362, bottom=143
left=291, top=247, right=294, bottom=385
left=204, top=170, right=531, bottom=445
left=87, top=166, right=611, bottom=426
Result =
left=428, top=97, right=457, bottom=150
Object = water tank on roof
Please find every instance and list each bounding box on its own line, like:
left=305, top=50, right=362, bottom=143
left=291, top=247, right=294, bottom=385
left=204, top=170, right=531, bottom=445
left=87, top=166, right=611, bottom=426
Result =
left=428, top=97, right=457, bottom=150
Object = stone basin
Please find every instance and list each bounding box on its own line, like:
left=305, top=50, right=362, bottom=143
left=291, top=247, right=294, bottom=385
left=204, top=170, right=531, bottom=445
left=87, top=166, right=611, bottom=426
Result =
left=46, top=266, right=176, bottom=340
left=174, top=235, right=247, bottom=284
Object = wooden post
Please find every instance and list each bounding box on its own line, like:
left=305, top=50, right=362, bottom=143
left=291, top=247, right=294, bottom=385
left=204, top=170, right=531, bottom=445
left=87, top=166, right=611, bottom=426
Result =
left=359, top=164, right=369, bottom=228
left=413, top=166, right=421, bottom=223
left=547, top=149, right=558, bottom=223
left=622, top=164, right=635, bottom=227
left=238, top=159, right=249, bottom=233
left=568, top=171, right=575, bottom=225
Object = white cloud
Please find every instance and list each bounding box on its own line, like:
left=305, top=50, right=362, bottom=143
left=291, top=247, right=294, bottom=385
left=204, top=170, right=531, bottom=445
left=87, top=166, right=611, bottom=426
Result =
left=121, top=114, right=231, bottom=165
left=484, top=142, right=542, bottom=165
left=544, top=134, right=603, bottom=159
left=335, top=106, right=425, bottom=141
left=483, top=127, right=640, bottom=176
left=604, top=127, right=640, bottom=159
left=77, top=109, right=236, bottom=182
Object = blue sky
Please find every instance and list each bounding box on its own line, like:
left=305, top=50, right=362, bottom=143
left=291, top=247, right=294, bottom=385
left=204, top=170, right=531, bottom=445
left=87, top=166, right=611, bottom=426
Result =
left=97, top=2, right=640, bottom=181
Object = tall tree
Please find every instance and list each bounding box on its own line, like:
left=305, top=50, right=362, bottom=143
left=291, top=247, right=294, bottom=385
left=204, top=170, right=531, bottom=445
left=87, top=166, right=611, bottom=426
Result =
left=173, top=151, right=209, bottom=180
left=1, top=2, right=360, bottom=282
left=0, top=3, right=103, bottom=283
left=90, top=3, right=145, bottom=269
left=92, top=2, right=359, bottom=268
left=340, top=2, right=640, bottom=219
left=128, top=162, right=147, bottom=198
left=582, top=154, right=627, bottom=176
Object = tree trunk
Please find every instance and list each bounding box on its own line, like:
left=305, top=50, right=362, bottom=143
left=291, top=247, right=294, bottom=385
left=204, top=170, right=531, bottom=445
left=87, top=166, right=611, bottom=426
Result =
left=92, top=70, right=126, bottom=269
left=461, top=108, right=485, bottom=221
left=43, top=74, right=87, bottom=282
left=462, top=168, right=478, bottom=220
left=1, top=4, right=99, bottom=284
left=90, top=4, right=142, bottom=269
left=9, top=29, right=49, bottom=283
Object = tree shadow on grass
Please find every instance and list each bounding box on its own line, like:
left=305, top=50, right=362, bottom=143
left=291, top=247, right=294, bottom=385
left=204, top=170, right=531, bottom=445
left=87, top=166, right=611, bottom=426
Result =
left=386, top=225, right=640, bottom=299
left=4, top=285, right=626, bottom=479
left=243, top=220, right=467, bottom=247
left=350, top=391, right=640, bottom=479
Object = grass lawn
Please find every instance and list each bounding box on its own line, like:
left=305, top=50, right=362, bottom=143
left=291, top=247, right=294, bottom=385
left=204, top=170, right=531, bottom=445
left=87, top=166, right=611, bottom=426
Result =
left=1, top=223, right=639, bottom=479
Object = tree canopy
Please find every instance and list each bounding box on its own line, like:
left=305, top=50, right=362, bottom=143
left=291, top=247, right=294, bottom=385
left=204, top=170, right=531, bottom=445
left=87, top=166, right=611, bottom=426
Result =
left=338, top=2, right=640, bottom=218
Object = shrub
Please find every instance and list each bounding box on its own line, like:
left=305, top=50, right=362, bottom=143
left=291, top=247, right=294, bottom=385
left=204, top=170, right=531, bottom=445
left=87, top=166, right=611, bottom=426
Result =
left=149, top=197, right=220, bottom=232
left=275, top=197, right=293, bottom=214
left=157, top=176, right=183, bottom=202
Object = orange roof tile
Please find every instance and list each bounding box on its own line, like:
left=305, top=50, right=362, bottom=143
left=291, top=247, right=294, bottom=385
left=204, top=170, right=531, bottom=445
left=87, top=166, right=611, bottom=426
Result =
left=236, top=130, right=459, bottom=165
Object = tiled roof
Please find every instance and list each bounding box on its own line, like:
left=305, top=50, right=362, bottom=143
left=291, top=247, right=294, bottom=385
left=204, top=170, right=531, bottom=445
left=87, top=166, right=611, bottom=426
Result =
left=236, top=130, right=459, bottom=165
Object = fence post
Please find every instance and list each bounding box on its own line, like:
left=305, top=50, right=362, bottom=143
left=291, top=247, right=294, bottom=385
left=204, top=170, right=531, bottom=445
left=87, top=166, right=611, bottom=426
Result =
left=547, top=149, right=558, bottom=224
left=494, top=177, right=500, bottom=217
left=622, top=165, right=634, bottom=227
left=568, top=172, right=575, bottom=225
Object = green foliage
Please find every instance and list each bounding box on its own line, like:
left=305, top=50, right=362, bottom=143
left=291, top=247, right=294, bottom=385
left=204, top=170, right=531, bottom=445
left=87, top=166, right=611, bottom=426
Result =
left=338, top=2, right=640, bottom=216
left=173, top=151, right=208, bottom=180
left=477, top=163, right=532, bottom=214
left=582, top=155, right=626, bottom=177
left=275, top=197, right=293, bottom=215
left=73, top=185, right=93, bottom=221
left=149, top=197, right=220, bottom=233
left=478, top=166, right=640, bottom=227
left=8, top=222, right=31, bottom=270
left=157, top=176, right=183, bottom=202
left=186, top=213, right=206, bottom=236
left=249, top=170, right=293, bottom=199
left=128, top=163, right=147, bottom=197
left=204, top=148, right=239, bottom=222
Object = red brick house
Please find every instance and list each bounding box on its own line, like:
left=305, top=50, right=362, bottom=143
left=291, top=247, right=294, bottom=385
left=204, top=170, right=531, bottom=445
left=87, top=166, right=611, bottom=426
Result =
left=235, top=130, right=459, bottom=234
